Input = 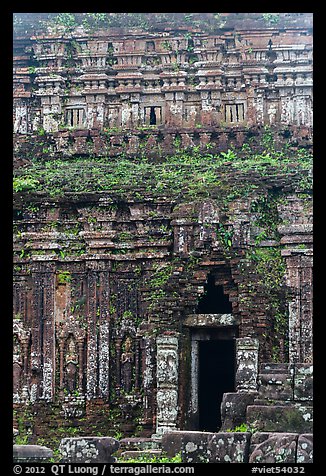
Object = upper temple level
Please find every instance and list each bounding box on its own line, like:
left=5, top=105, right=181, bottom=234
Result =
left=13, top=13, right=313, bottom=135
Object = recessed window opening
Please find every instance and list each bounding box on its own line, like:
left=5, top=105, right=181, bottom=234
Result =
left=225, top=103, right=245, bottom=123
left=197, top=274, right=232, bottom=314
left=146, top=41, right=155, bottom=52
left=150, top=107, right=156, bottom=125
left=65, top=108, right=85, bottom=128
left=144, top=106, right=162, bottom=125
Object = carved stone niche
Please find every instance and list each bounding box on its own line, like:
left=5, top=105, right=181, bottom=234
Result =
left=56, top=315, right=86, bottom=416
left=13, top=320, right=31, bottom=403
left=249, top=432, right=299, bottom=464
left=112, top=310, right=142, bottom=398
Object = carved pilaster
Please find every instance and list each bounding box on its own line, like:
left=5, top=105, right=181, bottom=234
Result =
left=235, top=337, right=259, bottom=392
left=153, top=334, right=179, bottom=438
left=13, top=320, right=31, bottom=403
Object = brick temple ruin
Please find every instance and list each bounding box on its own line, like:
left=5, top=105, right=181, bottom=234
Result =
left=13, top=13, right=313, bottom=463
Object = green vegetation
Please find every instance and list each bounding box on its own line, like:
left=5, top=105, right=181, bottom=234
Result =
left=48, top=13, right=152, bottom=32
left=226, top=423, right=250, bottom=432
left=57, top=270, right=72, bottom=284
left=216, top=223, right=233, bottom=250
left=13, top=143, right=312, bottom=203
left=13, top=131, right=312, bottom=361
left=241, top=223, right=289, bottom=361
left=12, top=13, right=298, bottom=37
left=52, top=13, right=78, bottom=29
left=40, top=13, right=234, bottom=33
left=13, top=176, right=40, bottom=193
left=262, top=13, right=280, bottom=25
left=145, top=263, right=174, bottom=310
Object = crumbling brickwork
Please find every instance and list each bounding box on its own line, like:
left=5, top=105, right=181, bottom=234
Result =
left=13, top=13, right=313, bottom=447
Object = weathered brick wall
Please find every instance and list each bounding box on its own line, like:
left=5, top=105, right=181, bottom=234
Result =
left=13, top=13, right=312, bottom=136
left=13, top=13, right=313, bottom=444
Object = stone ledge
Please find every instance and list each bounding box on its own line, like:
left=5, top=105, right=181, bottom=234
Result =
left=221, top=392, right=258, bottom=430
left=161, top=430, right=250, bottom=463
left=246, top=404, right=313, bottom=433
left=119, top=437, right=162, bottom=451
left=184, top=313, right=238, bottom=327
left=249, top=432, right=298, bottom=463
left=120, top=450, right=162, bottom=460
left=161, top=431, right=313, bottom=463
left=13, top=444, right=53, bottom=463
left=59, top=437, right=119, bottom=463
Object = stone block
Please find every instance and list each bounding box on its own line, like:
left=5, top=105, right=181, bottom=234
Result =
left=296, top=433, right=313, bottom=463
left=257, top=374, right=293, bottom=401
left=161, top=430, right=250, bottom=463
left=161, top=431, right=213, bottom=462
left=59, top=437, right=119, bottom=463
left=246, top=404, right=313, bottom=433
left=13, top=444, right=53, bottom=463
left=220, top=392, right=258, bottom=430
left=207, top=432, right=251, bottom=463
left=258, top=363, right=294, bottom=401
left=260, top=363, right=291, bottom=374
left=294, top=364, right=313, bottom=401
left=249, top=432, right=298, bottom=463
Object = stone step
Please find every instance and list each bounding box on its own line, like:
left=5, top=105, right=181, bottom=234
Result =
left=220, top=392, right=258, bottom=431
left=253, top=399, right=294, bottom=406
left=259, top=363, right=294, bottom=375
left=246, top=404, right=313, bottom=433
left=120, top=449, right=162, bottom=461
left=257, top=372, right=293, bottom=401
left=161, top=430, right=313, bottom=464
left=13, top=445, right=53, bottom=463
left=249, top=432, right=313, bottom=464
left=161, top=430, right=250, bottom=463
left=119, top=437, right=162, bottom=451
left=256, top=363, right=313, bottom=402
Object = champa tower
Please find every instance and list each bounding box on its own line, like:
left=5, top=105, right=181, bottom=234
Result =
left=13, top=13, right=313, bottom=463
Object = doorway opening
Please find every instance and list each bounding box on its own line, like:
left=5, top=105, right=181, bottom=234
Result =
left=196, top=274, right=232, bottom=314
left=198, top=339, right=235, bottom=431
left=144, top=106, right=162, bottom=126
left=149, top=107, right=157, bottom=125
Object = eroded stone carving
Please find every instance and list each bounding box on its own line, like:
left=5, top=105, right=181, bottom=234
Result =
left=13, top=320, right=31, bottom=403
left=154, top=335, right=179, bottom=437
left=296, top=434, right=313, bottom=463
left=121, top=336, right=134, bottom=393
left=236, top=338, right=259, bottom=392
left=249, top=433, right=298, bottom=463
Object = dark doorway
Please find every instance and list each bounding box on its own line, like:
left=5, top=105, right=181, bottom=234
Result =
left=198, top=339, right=235, bottom=431
left=197, top=274, right=232, bottom=314
left=149, top=107, right=157, bottom=125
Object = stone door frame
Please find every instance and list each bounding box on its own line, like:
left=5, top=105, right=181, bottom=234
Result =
left=153, top=317, right=260, bottom=437
left=186, top=315, right=238, bottom=430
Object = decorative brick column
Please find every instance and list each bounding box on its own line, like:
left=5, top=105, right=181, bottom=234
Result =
left=153, top=334, right=179, bottom=438
left=279, top=224, right=313, bottom=363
